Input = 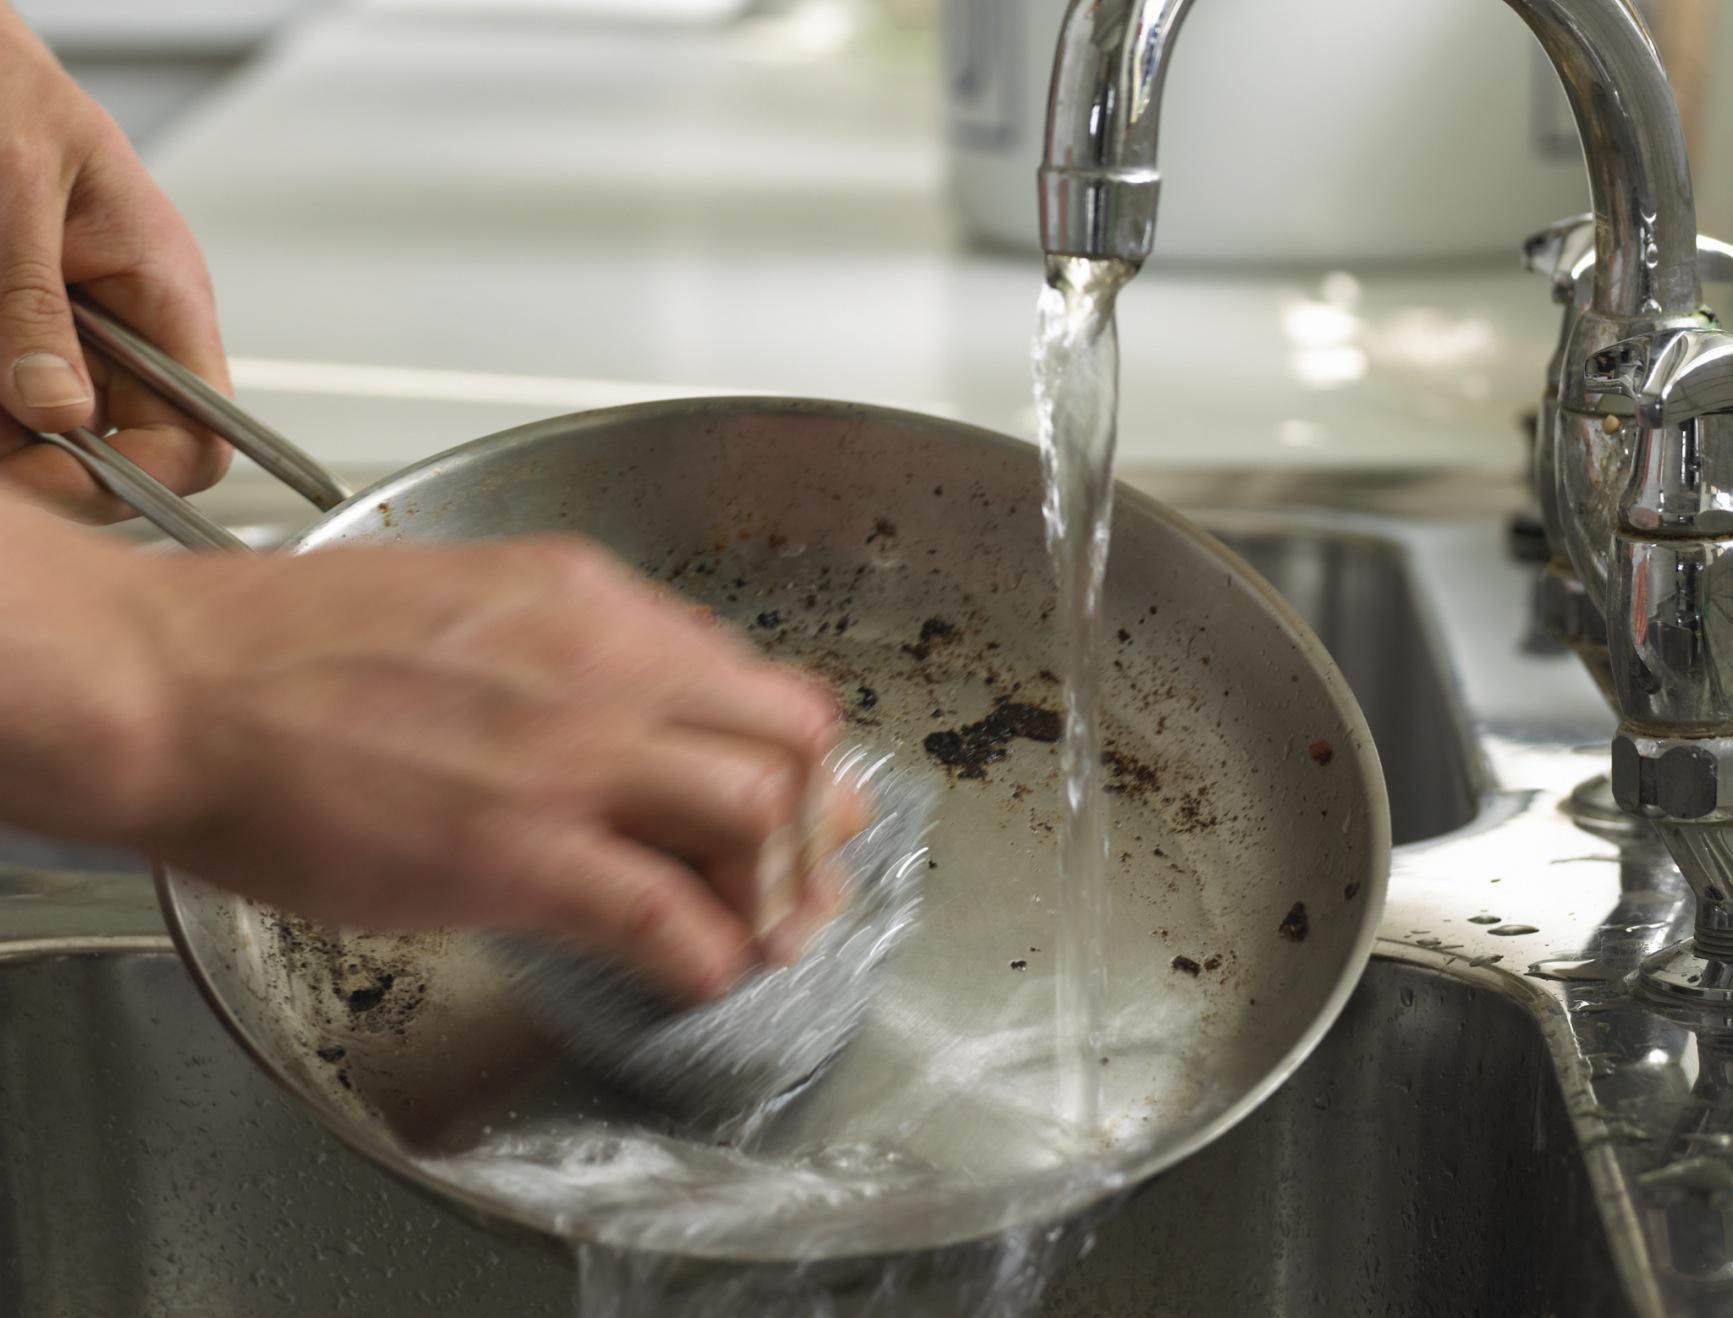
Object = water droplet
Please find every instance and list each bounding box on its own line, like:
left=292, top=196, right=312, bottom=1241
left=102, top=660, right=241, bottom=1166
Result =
left=1467, top=915, right=1500, bottom=925
left=1488, top=924, right=1539, bottom=937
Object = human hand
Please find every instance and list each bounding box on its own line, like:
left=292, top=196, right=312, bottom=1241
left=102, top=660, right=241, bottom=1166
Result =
left=120, top=535, right=862, bottom=1004
left=0, top=6, right=231, bottom=519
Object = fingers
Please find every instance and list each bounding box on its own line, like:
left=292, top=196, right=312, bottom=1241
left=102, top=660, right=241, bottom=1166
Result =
left=0, top=422, right=227, bottom=523
left=668, top=659, right=842, bottom=769
left=598, top=733, right=866, bottom=958
left=516, top=832, right=755, bottom=1005
left=0, top=167, right=91, bottom=435
left=607, top=732, right=804, bottom=867
left=67, top=149, right=231, bottom=400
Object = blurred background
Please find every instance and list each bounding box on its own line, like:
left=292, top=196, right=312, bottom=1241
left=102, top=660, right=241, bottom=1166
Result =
left=11, top=0, right=1733, bottom=504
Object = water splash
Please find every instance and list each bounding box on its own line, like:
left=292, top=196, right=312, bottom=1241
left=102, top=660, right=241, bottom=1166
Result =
left=1033, top=255, right=1140, bottom=1133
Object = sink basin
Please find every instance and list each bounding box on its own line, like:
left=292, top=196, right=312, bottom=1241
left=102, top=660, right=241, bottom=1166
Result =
left=0, top=948, right=1621, bottom=1316
left=1206, top=518, right=1482, bottom=845
left=2, top=511, right=1645, bottom=1313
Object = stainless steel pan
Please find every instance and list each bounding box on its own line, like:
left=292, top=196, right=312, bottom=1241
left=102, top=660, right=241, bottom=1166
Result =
left=56, top=302, right=1390, bottom=1264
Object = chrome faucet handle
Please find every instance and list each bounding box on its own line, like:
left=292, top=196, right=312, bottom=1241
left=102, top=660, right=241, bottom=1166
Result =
left=1588, top=323, right=1733, bottom=430
left=1522, top=213, right=1596, bottom=307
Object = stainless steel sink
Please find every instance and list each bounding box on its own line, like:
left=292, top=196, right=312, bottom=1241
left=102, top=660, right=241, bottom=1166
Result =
left=1208, top=519, right=1483, bottom=845
left=0, top=947, right=1619, bottom=1317
left=0, top=501, right=1708, bottom=1314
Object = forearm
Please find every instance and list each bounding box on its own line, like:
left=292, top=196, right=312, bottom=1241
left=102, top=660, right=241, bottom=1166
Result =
left=0, top=490, right=170, bottom=845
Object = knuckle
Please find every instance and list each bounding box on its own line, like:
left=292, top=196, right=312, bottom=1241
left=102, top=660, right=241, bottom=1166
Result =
left=732, top=760, right=800, bottom=842
left=0, top=141, right=55, bottom=190
left=508, top=537, right=608, bottom=591
left=0, top=259, right=69, bottom=336
left=614, top=876, right=680, bottom=951
left=446, top=797, right=521, bottom=881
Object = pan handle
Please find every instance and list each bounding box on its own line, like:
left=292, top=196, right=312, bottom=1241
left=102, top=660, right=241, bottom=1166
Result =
left=33, top=427, right=253, bottom=553
left=69, top=292, right=351, bottom=513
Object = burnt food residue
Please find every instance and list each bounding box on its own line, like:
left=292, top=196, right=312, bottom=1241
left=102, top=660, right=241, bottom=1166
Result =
left=924, top=698, right=1061, bottom=779
left=1279, top=902, right=1310, bottom=942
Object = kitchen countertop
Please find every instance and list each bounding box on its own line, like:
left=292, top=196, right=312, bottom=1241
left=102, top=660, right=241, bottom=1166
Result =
left=144, top=1, right=1561, bottom=486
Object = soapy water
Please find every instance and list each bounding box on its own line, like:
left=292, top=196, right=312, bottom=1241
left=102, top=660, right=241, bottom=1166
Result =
left=415, top=256, right=1145, bottom=1315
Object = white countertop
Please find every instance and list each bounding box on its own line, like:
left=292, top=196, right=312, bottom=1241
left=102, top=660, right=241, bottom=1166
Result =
left=146, top=2, right=1559, bottom=484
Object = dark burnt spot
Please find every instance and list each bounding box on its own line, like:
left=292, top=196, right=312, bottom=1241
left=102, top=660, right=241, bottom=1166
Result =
left=754, top=610, right=783, bottom=629
left=345, top=974, right=395, bottom=1013
left=903, top=617, right=958, bottom=662
left=835, top=615, right=852, bottom=635
left=1009, top=959, right=1028, bottom=972
left=1037, top=669, right=1060, bottom=685
left=857, top=686, right=879, bottom=709
left=1101, top=747, right=1160, bottom=800
left=1279, top=902, right=1310, bottom=942
left=1203, top=955, right=1223, bottom=972
left=316, top=1045, right=347, bottom=1064
left=1175, top=787, right=1219, bottom=833
left=1117, top=629, right=1131, bottom=643
left=1171, top=955, right=1201, bottom=976
left=922, top=699, right=1060, bottom=780
left=1308, top=739, right=1335, bottom=765
left=1344, top=881, right=1362, bottom=900
left=866, top=518, right=898, bottom=545
left=336, top=1070, right=354, bottom=1091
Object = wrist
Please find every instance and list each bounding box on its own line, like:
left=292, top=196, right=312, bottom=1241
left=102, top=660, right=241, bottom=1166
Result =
left=0, top=509, right=189, bottom=849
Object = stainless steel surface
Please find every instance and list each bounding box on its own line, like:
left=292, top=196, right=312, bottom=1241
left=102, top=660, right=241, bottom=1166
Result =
left=0, top=946, right=1627, bottom=1318
left=1039, top=0, right=1733, bottom=1018
left=30, top=427, right=250, bottom=552
left=1040, top=0, right=1701, bottom=326
left=153, top=399, right=1391, bottom=1259
left=6, top=508, right=1677, bottom=1315
left=68, top=293, right=351, bottom=511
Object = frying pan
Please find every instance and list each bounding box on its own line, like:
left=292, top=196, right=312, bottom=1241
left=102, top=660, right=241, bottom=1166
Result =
left=52, top=301, right=1390, bottom=1264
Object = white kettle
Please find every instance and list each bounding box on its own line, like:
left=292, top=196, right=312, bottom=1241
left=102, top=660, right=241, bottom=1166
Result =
left=942, top=0, right=1602, bottom=265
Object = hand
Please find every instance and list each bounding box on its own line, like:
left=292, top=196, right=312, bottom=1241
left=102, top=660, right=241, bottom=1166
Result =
left=0, top=7, right=231, bottom=519
left=0, top=504, right=859, bottom=1004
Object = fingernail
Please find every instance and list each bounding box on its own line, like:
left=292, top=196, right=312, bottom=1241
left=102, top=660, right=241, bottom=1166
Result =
left=13, top=353, right=90, bottom=409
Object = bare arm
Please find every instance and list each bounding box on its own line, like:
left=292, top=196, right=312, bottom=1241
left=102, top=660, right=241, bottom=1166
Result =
left=0, top=11, right=856, bottom=1002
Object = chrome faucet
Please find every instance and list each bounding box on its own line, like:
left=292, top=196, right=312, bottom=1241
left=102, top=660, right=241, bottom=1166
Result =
left=1038, top=0, right=1733, bottom=1007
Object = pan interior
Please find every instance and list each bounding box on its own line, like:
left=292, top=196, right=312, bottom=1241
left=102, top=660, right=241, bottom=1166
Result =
left=159, top=400, right=1388, bottom=1258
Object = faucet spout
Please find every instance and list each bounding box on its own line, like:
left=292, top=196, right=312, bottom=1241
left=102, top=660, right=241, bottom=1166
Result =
left=1039, top=0, right=1701, bottom=322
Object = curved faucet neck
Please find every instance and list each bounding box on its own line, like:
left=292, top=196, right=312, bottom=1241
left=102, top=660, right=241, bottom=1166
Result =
left=1040, top=0, right=1703, bottom=324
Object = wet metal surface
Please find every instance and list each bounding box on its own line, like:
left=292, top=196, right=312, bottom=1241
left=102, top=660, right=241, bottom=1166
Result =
left=2, top=494, right=1728, bottom=1313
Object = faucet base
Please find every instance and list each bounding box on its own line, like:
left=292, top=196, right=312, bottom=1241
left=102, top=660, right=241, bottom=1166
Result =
left=1633, top=940, right=1733, bottom=1007
left=1564, top=773, right=1651, bottom=842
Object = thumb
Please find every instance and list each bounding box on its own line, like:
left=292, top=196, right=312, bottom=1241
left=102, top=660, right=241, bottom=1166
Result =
left=0, top=192, right=92, bottom=435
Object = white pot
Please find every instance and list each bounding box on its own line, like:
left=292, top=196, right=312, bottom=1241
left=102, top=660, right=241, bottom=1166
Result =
left=941, top=0, right=1594, bottom=264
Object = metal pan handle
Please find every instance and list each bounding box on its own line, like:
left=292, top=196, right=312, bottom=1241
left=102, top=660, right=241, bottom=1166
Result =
left=21, top=294, right=353, bottom=553
left=69, top=293, right=351, bottom=513
left=33, top=428, right=252, bottom=553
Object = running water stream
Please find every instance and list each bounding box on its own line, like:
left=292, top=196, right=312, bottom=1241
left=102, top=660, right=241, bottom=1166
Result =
left=1033, top=255, right=1140, bottom=1133
left=434, top=256, right=1145, bottom=1317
